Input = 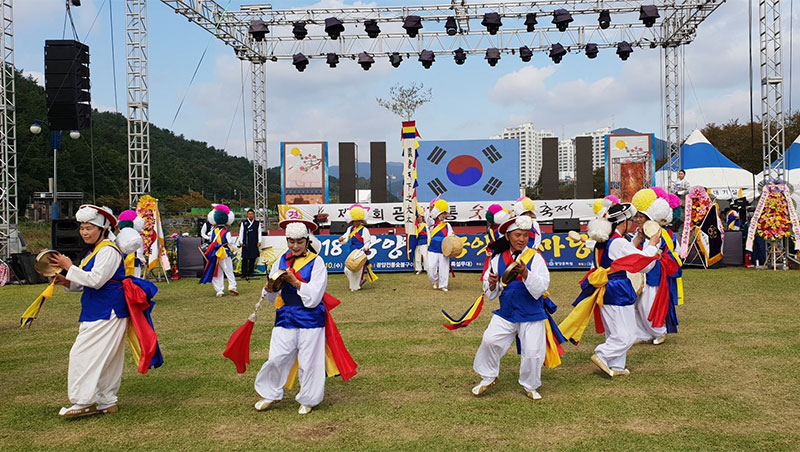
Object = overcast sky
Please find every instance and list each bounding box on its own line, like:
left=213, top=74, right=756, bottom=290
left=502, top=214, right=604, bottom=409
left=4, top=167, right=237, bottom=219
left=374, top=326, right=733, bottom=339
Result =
left=15, top=0, right=800, bottom=167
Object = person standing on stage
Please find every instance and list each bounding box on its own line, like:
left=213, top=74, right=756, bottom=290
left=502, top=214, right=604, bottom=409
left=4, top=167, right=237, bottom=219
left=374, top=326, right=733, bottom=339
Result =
left=426, top=199, right=454, bottom=292
left=512, top=196, right=542, bottom=250
left=200, top=204, right=239, bottom=297
left=238, top=209, right=263, bottom=281
left=338, top=205, right=377, bottom=291
left=674, top=170, right=690, bottom=198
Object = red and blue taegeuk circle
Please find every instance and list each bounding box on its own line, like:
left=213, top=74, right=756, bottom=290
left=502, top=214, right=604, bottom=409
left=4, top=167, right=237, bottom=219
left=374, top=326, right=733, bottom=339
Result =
left=446, top=155, right=483, bottom=187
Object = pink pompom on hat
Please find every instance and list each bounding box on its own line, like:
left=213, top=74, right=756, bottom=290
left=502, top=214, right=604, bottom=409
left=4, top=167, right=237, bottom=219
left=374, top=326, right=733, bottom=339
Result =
left=214, top=204, right=231, bottom=215
left=118, top=209, right=137, bottom=222
left=666, top=193, right=682, bottom=209
left=651, top=186, right=668, bottom=200
left=604, top=195, right=620, bottom=204
left=487, top=204, right=504, bottom=215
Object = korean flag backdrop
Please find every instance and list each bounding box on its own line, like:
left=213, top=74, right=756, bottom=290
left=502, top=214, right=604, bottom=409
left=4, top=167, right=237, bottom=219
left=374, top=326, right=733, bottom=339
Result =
left=417, top=139, right=520, bottom=202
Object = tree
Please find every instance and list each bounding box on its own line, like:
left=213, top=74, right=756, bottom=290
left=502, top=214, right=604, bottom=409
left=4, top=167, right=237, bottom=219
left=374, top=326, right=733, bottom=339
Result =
left=376, top=82, right=432, bottom=120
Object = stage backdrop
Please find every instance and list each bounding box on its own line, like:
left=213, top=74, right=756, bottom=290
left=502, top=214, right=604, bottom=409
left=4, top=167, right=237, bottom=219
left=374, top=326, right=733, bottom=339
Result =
left=416, top=139, right=520, bottom=202
left=604, top=133, right=655, bottom=202
left=281, top=141, right=329, bottom=204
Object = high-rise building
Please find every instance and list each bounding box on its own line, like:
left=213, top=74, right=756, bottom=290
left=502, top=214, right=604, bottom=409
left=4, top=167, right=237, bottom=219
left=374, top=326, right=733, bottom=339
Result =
left=491, top=122, right=554, bottom=187
left=558, top=139, right=575, bottom=181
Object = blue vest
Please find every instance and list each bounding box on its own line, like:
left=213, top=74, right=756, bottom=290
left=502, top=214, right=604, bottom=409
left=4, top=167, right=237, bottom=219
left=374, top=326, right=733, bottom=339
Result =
left=274, top=254, right=326, bottom=329
left=347, top=226, right=366, bottom=252
left=492, top=250, right=548, bottom=323
left=79, top=245, right=129, bottom=322
left=241, top=220, right=261, bottom=259
left=210, top=227, right=232, bottom=258
left=428, top=223, right=448, bottom=254
left=596, top=236, right=637, bottom=306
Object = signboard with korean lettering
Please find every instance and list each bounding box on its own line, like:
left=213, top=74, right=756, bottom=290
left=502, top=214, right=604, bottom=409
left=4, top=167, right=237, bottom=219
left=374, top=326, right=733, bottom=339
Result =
left=416, top=139, right=520, bottom=202
left=280, top=141, right=329, bottom=204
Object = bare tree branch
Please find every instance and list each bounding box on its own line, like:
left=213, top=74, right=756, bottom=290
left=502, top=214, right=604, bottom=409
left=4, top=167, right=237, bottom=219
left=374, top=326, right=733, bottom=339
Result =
left=376, top=82, right=432, bottom=121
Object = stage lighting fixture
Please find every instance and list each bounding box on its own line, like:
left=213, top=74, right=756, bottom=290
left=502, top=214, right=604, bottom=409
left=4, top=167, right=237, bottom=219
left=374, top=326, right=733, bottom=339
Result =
left=292, top=21, right=308, bottom=40
left=248, top=20, right=269, bottom=41
left=549, top=43, right=566, bottom=64
left=358, top=52, right=375, bottom=70
left=639, top=5, right=659, bottom=27
left=524, top=13, right=537, bottom=32
left=70, top=0, right=81, bottom=6
left=481, top=12, right=502, bottom=35
left=419, top=50, right=435, bottom=69
left=326, top=53, right=339, bottom=68
left=585, top=43, right=598, bottom=59
left=324, top=17, right=345, bottom=39
left=292, top=53, right=309, bottom=72
left=403, top=15, right=423, bottom=38
left=485, top=48, right=501, bottom=66
left=390, top=52, right=403, bottom=68
left=364, top=19, right=381, bottom=38
left=616, top=41, right=633, bottom=60
left=519, top=46, right=533, bottom=62
left=453, top=48, right=467, bottom=65
left=444, top=17, right=458, bottom=36
left=598, top=10, right=611, bottom=29
left=552, top=9, right=573, bottom=32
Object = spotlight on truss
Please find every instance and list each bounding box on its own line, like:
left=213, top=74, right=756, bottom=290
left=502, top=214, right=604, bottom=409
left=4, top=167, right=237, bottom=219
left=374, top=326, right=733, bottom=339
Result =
left=324, top=17, right=344, bottom=39
left=524, top=13, right=537, bottom=32
left=358, top=52, right=375, bottom=70
left=519, top=46, right=533, bottom=62
left=390, top=52, right=403, bottom=68
left=292, top=21, right=308, bottom=40
left=326, top=52, right=339, bottom=68
left=549, top=43, right=566, bottom=64
left=364, top=19, right=381, bottom=38
left=454, top=48, right=467, bottom=65
left=639, top=5, right=659, bottom=27
left=419, top=49, right=435, bottom=69
left=403, top=15, right=423, bottom=38
left=481, top=12, right=502, bottom=35
left=248, top=20, right=269, bottom=41
left=485, top=48, right=501, bottom=66
left=598, top=10, right=611, bottom=29
left=616, top=41, right=633, bottom=60
left=552, top=9, right=573, bottom=32
left=292, top=53, right=308, bottom=72
left=444, top=17, right=458, bottom=36
left=585, top=43, right=598, bottom=59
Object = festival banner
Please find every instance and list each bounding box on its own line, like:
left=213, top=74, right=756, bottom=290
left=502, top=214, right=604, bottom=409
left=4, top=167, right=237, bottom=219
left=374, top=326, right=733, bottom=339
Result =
left=401, top=121, right=419, bottom=235
left=279, top=199, right=596, bottom=225
left=280, top=142, right=329, bottom=204
left=604, top=133, right=655, bottom=202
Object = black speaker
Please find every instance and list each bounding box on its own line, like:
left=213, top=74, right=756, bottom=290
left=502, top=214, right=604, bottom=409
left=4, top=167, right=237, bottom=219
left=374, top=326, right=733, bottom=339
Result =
left=575, top=136, right=594, bottom=198
left=339, top=142, right=356, bottom=203
left=10, top=253, right=49, bottom=285
left=370, top=142, right=387, bottom=203
left=541, top=137, right=559, bottom=199
left=45, top=40, right=91, bottom=131
left=329, top=221, right=349, bottom=235
left=51, top=219, right=84, bottom=263
left=553, top=218, right=580, bottom=233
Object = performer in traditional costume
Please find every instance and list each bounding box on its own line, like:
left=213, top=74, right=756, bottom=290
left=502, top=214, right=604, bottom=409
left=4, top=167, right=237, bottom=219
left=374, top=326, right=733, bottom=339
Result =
left=338, top=205, right=377, bottom=291
left=480, top=204, right=510, bottom=278
left=631, top=189, right=683, bottom=345
left=558, top=203, right=660, bottom=378
left=472, top=216, right=565, bottom=400
left=238, top=209, right=263, bottom=281
left=412, top=204, right=428, bottom=274
left=426, top=199, right=454, bottom=291
left=512, top=197, right=542, bottom=250
left=116, top=210, right=145, bottom=277
left=200, top=204, right=238, bottom=297
left=254, top=219, right=357, bottom=414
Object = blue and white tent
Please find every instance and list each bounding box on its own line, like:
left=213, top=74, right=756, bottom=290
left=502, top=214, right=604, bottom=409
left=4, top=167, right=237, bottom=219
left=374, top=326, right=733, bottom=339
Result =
left=656, top=129, right=756, bottom=200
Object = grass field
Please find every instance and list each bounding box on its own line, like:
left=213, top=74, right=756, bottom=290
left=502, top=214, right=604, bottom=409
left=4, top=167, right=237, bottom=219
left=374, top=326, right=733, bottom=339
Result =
left=1, top=268, right=799, bottom=451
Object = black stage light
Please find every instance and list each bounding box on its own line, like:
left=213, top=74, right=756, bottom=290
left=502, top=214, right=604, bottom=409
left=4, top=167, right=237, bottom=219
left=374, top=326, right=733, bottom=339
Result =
left=481, top=12, right=502, bottom=35
left=485, top=48, right=501, bottom=66
left=70, top=0, right=81, bottom=5
left=292, top=53, right=309, bottom=72
left=248, top=20, right=269, bottom=41
left=292, top=21, right=308, bottom=40
left=598, top=10, right=611, bottom=29
left=519, top=46, right=533, bottom=62
left=549, top=43, right=566, bottom=64
left=552, top=9, right=573, bottom=32
left=640, top=5, right=660, bottom=27
left=389, top=52, right=403, bottom=68
left=585, top=43, right=598, bottom=59
left=524, top=13, right=537, bottom=32
left=358, top=52, right=375, bottom=70
left=419, top=49, right=435, bottom=69
left=364, top=19, right=381, bottom=38
left=326, top=52, right=339, bottom=68
left=454, top=48, right=467, bottom=65
left=324, top=17, right=344, bottom=39
left=403, top=15, right=423, bottom=38
left=616, top=41, right=633, bottom=60
left=444, top=17, right=458, bottom=36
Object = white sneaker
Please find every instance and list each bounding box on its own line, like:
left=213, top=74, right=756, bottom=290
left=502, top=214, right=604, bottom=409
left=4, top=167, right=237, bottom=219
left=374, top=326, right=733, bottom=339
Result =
left=254, top=399, right=279, bottom=411
left=471, top=378, right=497, bottom=396
left=653, top=335, right=666, bottom=345
left=440, top=287, right=448, bottom=292
left=527, top=390, right=542, bottom=400
left=298, top=405, right=312, bottom=415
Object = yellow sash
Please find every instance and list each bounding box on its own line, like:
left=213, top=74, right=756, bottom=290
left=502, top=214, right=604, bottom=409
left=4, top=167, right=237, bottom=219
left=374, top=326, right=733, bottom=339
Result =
left=80, top=240, right=118, bottom=269
left=213, top=227, right=228, bottom=260
left=274, top=252, right=318, bottom=309
left=124, top=254, right=136, bottom=276
left=660, top=228, right=685, bottom=305
left=428, top=222, right=448, bottom=245
left=558, top=249, right=609, bottom=344
left=348, top=225, right=364, bottom=241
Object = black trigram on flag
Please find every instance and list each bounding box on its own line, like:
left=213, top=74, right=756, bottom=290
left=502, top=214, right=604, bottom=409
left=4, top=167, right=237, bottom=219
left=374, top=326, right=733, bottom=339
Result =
left=428, top=178, right=448, bottom=196
left=427, top=146, right=447, bottom=165
left=482, top=145, right=502, bottom=164
left=482, top=177, right=503, bottom=195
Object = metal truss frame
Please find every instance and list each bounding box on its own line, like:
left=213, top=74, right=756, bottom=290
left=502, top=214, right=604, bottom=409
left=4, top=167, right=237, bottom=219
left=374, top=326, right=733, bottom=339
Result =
left=759, top=0, right=785, bottom=182
left=0, top=0, right=15, bottom=259
left=127, top=0, right=150, bottom=206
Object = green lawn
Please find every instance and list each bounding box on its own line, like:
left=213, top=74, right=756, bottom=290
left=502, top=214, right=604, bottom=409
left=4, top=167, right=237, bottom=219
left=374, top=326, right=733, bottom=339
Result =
left=1, top=269, right=798, bottom=451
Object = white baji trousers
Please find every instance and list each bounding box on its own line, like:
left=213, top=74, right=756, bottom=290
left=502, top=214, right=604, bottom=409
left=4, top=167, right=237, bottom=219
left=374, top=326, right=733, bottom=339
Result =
left=473, top=315, right=546, bottom=393
left=343, top=266, right=364, bottom=291
left=68, top=311, right=128, bottom=406
left=254, top=326, right=326, bottom=407
left=634, top=285, right=667, bottom=341
left=426, top=251, right=450, bottom=289
left=212, top=257, right=237, bottom=294
left=414, top=245, right=427, bottom=272
left=595, top=304, right=637, bottom=371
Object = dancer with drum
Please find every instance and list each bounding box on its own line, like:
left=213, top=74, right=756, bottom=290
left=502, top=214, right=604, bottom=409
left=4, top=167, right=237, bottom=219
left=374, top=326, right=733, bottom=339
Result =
left=338, top=205, right=377, bottom=292
left=426, top=199, right=455, bottom=292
